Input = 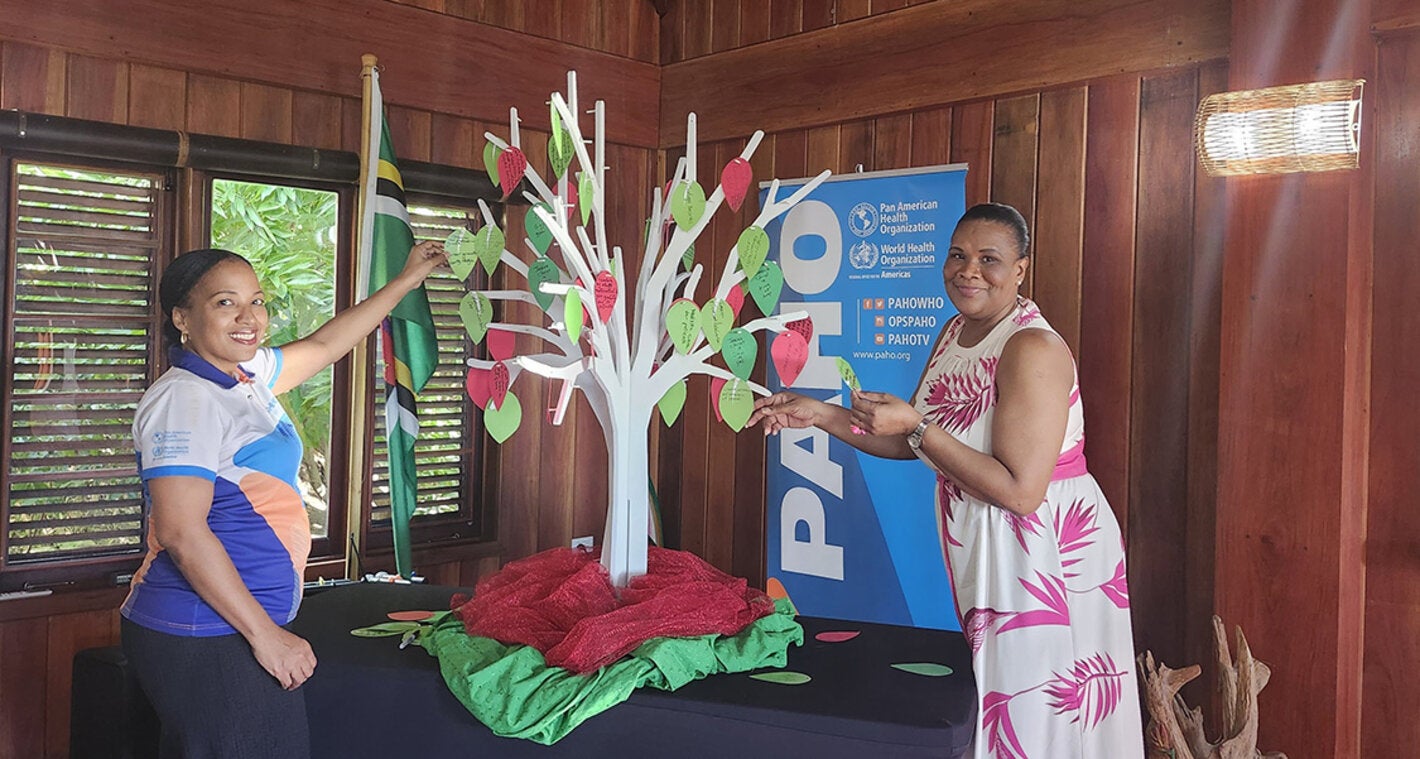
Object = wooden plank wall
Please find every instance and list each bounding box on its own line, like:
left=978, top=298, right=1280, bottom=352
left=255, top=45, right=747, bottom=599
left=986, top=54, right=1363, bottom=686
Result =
left=0, top=3, right=658, bottom=755
left=1366, top=23, right=1420, bottom=759
left=654, top=0, right=1230, bottom=688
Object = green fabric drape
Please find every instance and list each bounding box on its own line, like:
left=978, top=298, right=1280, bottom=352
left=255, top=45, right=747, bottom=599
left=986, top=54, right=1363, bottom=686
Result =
left=422, top=598, right=803, bottom=745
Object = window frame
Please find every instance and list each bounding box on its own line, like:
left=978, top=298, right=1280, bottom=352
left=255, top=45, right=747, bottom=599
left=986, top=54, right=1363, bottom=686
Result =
left=0, top=113, right=506, bottom=592
left=195, top=170, right=357, bottom=563
left=354, top=192, right=495, bottom=567
left=0, top=149, right=177, bottom=592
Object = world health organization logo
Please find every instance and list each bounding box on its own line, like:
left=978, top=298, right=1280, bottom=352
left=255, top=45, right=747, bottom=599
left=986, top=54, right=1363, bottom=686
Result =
left=849, top=240, right=879, bottom=270
left=848, top=202, right=877, bottom=238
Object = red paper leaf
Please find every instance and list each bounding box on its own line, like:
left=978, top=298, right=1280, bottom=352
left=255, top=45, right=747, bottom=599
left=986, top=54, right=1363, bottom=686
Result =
left=771, top=330, right=809, bottom=387
left=710, top=377, right=727, bottom=422
left=497, top=147, right=527, bottom=198
left=466, top=367, right=492, bottom=410
left=725, top=285, right=746, bottom=318
left=721, top=157, right=753, bottom=212
left=594, top=271, right=618, bottom=323
left=487, top=327, right=516, bottom=362
left=786, top=317, right=814, bottom=344
left=490, top=361, right=510, bottom=408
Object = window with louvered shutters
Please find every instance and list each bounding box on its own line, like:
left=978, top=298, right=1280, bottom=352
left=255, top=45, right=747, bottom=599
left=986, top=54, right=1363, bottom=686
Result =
left=368, top=203, right=483, bottom=537
left=2, top=161, right=168, bottom=576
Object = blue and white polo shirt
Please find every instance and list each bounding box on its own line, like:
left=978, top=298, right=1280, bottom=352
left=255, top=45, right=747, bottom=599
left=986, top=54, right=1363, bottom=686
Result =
left=121, top=347, right=310, bottom=637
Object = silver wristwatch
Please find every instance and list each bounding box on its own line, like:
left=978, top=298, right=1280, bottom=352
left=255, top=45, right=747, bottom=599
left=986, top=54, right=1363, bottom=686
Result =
left=907, top=417, right=931, bottom=451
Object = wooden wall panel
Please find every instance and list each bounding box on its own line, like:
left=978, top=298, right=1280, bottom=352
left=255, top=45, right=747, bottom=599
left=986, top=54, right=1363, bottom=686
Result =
left=1032, top=87, right=1085, bottom=354
left=989, top=94, right=1039, bottom=295
left=0, top=0, right=661, bottom=148
left=1078, top=75, right=1139, bottom=535
left=661, top=0, right=1228, bottom=143
left=65, top=54, right=128, bottom=123
left=186, top=74, right=242, bottom=138
left=1183, top=59, right=1227, bottom=709
left=128, top=64, right=187, bottom=131
left=0, top=42, right=66, bottom=114
left=873, top=112, right=912, bottom=171
left=711, top=0, right=742, bottom=53
left=909, top=106, right=951, bottom=167
left=950, top=101, right=993, bottom=208
left=0, top=618, right=48, bottom=759
left=1128, top=68, right=1198, bottom=668
left=1364, top=28, right=1420, bottom=759
left=292, top=91, right=346, bottom=153
left=384, top=105, right=431, bottom=164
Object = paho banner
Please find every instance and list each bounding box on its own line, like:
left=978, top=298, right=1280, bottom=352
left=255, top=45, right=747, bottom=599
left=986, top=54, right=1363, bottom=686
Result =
left=762, top=165, right=966, bottom=630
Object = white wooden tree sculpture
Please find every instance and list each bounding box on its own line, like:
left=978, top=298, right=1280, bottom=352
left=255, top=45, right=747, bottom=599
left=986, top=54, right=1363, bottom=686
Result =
left=454, top=73, right=829, bottom=587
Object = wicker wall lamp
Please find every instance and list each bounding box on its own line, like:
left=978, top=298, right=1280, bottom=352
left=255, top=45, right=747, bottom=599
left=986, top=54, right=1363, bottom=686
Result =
left=1194, top=79, right=1365, bottom=176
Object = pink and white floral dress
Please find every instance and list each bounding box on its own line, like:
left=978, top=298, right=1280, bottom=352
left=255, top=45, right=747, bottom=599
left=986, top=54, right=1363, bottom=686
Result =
left=911, top=297, right=1142, bottom=758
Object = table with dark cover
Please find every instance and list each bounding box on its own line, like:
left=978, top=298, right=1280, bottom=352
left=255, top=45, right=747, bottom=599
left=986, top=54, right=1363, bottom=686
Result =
left=290, top=582, right=976, bottom=758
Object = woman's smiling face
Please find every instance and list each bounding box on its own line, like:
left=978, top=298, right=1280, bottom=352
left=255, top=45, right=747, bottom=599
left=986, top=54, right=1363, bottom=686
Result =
left=943, top=219, right=1029, bottom=324
left=171, top=258, right=268, bottom=375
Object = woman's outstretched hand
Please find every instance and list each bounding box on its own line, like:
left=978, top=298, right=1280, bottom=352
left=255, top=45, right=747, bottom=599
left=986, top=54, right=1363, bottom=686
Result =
left=397, top=239, right=448, bottom=287
left=747, top=392, right=822, bottom=436
left=849, top=389, right=923, bottom=437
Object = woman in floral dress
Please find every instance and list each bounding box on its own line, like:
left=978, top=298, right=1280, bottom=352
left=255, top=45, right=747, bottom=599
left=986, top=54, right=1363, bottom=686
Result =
left=749, top=203, right=1142, bottom=758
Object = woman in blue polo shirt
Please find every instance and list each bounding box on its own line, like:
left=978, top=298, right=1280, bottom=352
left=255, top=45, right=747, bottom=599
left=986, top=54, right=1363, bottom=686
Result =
left=122, top=242, right=445, bottom=758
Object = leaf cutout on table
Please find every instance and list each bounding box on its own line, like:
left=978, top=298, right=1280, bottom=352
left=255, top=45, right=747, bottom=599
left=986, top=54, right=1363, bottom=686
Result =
left=814, top=630, right=860, bottom=643
left=891, top=662, right=955, bottom=677
left=351, top=621, right=421, bottom=638
left=750, top=671, right=812, bottom=686
left=387, top=610, right=435, bottom=622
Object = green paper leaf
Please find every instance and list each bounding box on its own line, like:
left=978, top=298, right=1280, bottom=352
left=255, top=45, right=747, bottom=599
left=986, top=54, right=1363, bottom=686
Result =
left=578, top=171, right=594, bottom=226
left=750, top=671, right=812, bottom=685
left=719, top=379, right=754, bottom=432
left=548, top=128, right=575, bottom=179
left=666, top=299, right=702, bottom=354
left=671, top=180, right=706, bottom=230
left=565, top=289, right=585, bottom=342
left=445, top=227, right=479, bottom=281
left=459, top=291, right=494, bottom=344
left=528, top=256, right=561, bottom=311
left=700, top=299, right=735, bottom=351
left=485, top=391, right=523, bottom=444
left=748, top=260, right=784, bottom=315
left=891, top=662, right=955, bottom=677
left=482, top=142, right=502, bottom=187
left=527, top=203, right=555, bottom=255
left=350, top=621, right=421, bottom=638
left=474, top=224, right=506, bottom=277
left=835, top=357, right=861, bottom=391
left=737, top=226, right=771, bottom=280
left=721, top=328, right=757, bottom=380
left=682, top=242, right=696, bottom=271
left=658, top=379, right=687, bottom=427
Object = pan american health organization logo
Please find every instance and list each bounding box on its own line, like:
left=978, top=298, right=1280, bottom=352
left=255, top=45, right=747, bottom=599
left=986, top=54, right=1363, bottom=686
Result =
left=848, top=202, right=878, bottom=238
left=849, top=240, right=880, bottom=270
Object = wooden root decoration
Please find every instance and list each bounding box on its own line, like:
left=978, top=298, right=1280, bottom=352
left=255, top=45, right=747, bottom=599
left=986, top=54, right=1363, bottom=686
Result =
left=1137, top=616, right=1287, bottom=759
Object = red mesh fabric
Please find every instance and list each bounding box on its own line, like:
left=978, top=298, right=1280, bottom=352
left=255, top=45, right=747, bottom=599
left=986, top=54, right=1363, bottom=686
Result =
left=450, top=546, right=776, bottom=673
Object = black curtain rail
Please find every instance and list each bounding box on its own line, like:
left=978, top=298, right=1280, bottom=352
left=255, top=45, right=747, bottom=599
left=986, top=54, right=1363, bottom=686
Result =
left=0, top=109, right=513, bottom=204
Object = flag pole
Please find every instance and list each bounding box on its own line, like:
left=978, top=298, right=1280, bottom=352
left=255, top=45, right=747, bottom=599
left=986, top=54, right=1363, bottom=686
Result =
left=344, top=53, right=379, bottom=581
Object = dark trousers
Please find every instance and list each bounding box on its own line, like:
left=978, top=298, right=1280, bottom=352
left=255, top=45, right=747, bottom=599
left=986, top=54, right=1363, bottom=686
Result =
left=121, top=617, right=310, bottom=759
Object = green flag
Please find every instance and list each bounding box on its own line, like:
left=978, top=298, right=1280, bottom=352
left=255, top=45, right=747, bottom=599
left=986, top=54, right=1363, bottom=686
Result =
left=358, top=68, right=438, bottom=577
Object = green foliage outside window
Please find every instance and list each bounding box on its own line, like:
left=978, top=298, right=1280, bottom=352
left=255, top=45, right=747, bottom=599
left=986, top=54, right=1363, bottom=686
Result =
left=209, top=179, right=338, bottom=538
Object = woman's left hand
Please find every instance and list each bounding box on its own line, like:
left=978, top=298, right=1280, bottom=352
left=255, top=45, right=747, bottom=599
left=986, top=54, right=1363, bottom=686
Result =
left=398, top=240, right=448, bottom=286
left=849, top=389, right=923, bottom=437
